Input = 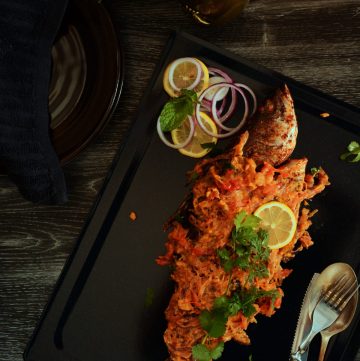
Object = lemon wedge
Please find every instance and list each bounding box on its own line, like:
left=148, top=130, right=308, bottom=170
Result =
left=254, top=201, right=297, bottom=249
left=171, top=112, right=217, bottom=158
left=163, top=57, right=209, bottom=97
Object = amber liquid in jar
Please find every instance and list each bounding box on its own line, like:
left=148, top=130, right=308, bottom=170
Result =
left=179, top=0, right=248, bottom=25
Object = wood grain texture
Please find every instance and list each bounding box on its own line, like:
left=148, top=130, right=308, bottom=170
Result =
left=0, top=0, right=359, bottom=360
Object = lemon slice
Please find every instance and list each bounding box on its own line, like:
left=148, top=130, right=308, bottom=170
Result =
left=171, top=112, right=218, bottom=158
left=163, top=57, right=209, bottom=97
left=254, top=201, right=297, bottom=249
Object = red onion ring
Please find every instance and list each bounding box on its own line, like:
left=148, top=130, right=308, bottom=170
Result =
left=236, top=83, right=257, bottom=117
left=208, top=67, right=233, bottom=83
left=207, top=69, right=237, bottom=123
left=204, top=76, right=229, bottom=101
left=196, top=83, right=249, bottom=138
left=202, top=97, right=227, bottom=117
left=217, top=87, right=237, bottom=124
left=168, top=57, right=202, bottom=92
left=157, top=115, right=195, bottom=149
left=212, top=86, right=243, bottom=131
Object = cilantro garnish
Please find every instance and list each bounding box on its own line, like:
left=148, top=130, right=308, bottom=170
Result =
left=159, top=89, right=198, bottom=132
left=192, top=342, right=224, bottom=361
left=199, top=288, right=279, bottom=335
left=217, top=211, right=270, bottom=281
left=194, top=211, right=278, bottom=359
left=340, top=141, right=360, bottom=163
left=310, top=167, right=320, bottom=176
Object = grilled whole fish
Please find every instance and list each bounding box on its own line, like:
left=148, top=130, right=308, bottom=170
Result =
left=157, top=86, right=329, bottom=361
left=244, top=84, right=297, bottom=166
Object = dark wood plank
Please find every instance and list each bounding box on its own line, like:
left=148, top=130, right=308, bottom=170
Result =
left=0, top=0, right=359, bottom=360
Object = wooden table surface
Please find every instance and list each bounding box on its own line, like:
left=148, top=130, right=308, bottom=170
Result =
left=0, top=0, right=359, bottom=360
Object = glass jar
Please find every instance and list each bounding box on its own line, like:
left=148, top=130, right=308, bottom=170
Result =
left=179, top=0, right=249, bottom=25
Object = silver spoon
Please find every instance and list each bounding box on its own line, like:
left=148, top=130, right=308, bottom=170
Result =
left=306, top=262, right=358, bottom=361
left=317, top=279, right=358, bottom=361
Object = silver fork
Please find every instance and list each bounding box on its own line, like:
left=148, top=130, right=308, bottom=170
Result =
left=291, top=275, right=359, bottom=359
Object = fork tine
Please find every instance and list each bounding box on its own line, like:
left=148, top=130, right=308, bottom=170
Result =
left=322, top=275, right=347, bottom=302
left=328, top=277, right=353, bottom=304
left=338, top=282, right=360, bottom=312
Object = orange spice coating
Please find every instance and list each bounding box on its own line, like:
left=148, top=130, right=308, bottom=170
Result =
left=157, top=131, right=329, bottom=360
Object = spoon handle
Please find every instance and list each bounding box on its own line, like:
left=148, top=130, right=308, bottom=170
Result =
left=318, top=334, right=331, bottom=361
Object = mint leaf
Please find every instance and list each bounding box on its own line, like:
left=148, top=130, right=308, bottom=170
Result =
left=159, top=90, right=198, bottom=132
left=199, top=309, right=227, bottom=338
left=159, top=101, right=186, bottom=132
left=210, top=342, right=225, bottom=360
left=181, top=88, right=198, bottom=103
left=192, top=344, right=211, bottom=361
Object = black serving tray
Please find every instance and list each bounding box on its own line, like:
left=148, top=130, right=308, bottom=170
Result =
left=24, top=31, right=360, bottom=361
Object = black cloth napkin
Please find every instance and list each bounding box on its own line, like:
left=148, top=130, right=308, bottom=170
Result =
left=0, top=0, right=69, bottom=204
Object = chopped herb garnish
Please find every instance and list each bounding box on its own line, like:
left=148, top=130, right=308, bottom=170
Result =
left=199, top=308, right=227, bottom=338
left=195, top=211, right=278, bottom=358
left=159, top=89, right=198, bottom=132
left=310, top=167, right=320, bottom=176
left=144, top=287, right=155, bottom=308
left=217, top=211, right=270, bottom=281
left=340, top=141, right=360, bottom=163
left=192, top=342, right=224, bottom=361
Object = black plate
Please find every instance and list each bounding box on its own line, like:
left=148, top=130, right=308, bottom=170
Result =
left=24, top=31, right=360, bottom=361
left=50, top=0, right=123, bottom=165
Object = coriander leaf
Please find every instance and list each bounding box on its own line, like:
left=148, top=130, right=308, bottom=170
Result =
left=213, top=296, right=229, bottom=310
left=223, top=259, right=235, bottom=273
left=192, top=344, right=211, bottom=361
left=199, top=309, right=227, bottom=338
left=233, top=211, right=247, bottom=230
left=234, top=255, right=249, bottom=268
left=348, top=141, right=360, bottom=152
left=210, top=342, right=225, bottom=360
left=352, top=153, right=360, bottom=162
left=340, top=141, right=360, bottom=163
left=242, top=303, right=257, bottom=317
left=310, top=167, right=320, bottom=176
left=241, top=214, right=261, bottom=229
left=227, top=294, right=242, bottom=316
left=234, top=211, right=260, bottom=231
left=217, top=248, right=230, bottom=261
